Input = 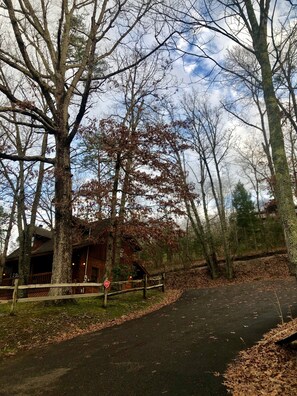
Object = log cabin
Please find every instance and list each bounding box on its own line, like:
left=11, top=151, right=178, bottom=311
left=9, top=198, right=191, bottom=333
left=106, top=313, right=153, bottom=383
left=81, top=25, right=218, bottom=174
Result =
left=2, top=219, right=145, bottom=286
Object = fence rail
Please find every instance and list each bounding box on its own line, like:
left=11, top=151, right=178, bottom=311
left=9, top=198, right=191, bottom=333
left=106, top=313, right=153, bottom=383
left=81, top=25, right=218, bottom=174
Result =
left=0, top=274, right=165, bottom=313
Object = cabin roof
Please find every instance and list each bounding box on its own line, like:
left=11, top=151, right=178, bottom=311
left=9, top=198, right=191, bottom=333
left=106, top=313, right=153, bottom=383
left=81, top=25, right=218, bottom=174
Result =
left=33, top=226, right=52, bottom=239
left=6, top=219, right=140, bottom=261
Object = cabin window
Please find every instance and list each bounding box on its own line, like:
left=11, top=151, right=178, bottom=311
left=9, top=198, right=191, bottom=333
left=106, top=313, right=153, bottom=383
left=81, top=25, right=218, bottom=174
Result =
left=91, top=267, right=99, bottom=282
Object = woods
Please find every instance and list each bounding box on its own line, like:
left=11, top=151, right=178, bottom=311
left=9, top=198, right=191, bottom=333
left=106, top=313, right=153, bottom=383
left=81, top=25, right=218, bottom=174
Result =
left=1, top=0, right=297, bottom=289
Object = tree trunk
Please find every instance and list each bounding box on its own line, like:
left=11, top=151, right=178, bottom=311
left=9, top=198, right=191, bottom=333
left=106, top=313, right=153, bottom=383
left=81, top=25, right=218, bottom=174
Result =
left=0, top=196, right=16, bottom=284
left=203, top=157, right=233, bottom=279
left=0, top=255, right=5, bottom=284
left=174, top=150, right=219, bottom=278
left=114, top=155, right=134, bottom=269
left=18, top=225, right=34, bottom=297
left=199, top=159, right=219, bottom=277
left=105, top=153, right=121, bottom=279
left=18, top=132, right=48, bottom=289
left=50, top=132, right=73, bottom=293
left=16, top=157, right=27, bottom=286
left=18, top=227, right=32, bottom=285
left=250, top=9, right=297, bottom=277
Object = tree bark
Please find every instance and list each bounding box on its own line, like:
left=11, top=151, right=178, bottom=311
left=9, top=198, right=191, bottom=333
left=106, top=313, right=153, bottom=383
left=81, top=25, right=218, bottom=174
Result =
left=113, top=160, right=131, bottom=270
left=199, top=159, right=219, bottom=278
left=0, top=197, right=16, bottom=284
left=259, top=58, right=297, bottom=276
left=50, top=132, right=73, bottom=291
left=18, top=225, right=33, bottom=296
left=105, top=153, right=121, bottom=280
left=175, top=150, right=219, bottom=278
left=245, top=0, right=297, bottom=277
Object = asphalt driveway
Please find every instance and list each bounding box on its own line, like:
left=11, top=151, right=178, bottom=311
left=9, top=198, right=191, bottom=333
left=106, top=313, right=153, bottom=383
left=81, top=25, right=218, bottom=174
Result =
left=0, top=279, right=296, bottom=396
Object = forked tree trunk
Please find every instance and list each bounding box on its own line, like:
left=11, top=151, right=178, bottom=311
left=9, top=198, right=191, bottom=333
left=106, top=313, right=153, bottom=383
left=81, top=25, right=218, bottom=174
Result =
left=203, top=153, right=233, bottom=279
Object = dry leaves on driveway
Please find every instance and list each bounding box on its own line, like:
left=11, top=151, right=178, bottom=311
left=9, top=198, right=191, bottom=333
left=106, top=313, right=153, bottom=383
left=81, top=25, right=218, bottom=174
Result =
left=224, top=318, right=297, bottom=395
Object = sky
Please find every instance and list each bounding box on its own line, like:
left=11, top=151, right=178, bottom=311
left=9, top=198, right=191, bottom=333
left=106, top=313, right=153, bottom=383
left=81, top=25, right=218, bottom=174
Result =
left=1, top=0, right=294, bottom=244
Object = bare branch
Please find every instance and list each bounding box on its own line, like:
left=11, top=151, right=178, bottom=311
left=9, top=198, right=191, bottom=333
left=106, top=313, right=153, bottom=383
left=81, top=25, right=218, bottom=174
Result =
left=0, top=152, right=55, bottom=164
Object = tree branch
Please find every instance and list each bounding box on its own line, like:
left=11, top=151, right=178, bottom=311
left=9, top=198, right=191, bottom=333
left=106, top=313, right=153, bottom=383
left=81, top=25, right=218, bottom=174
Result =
left=0, top=152, right=55, bottom=164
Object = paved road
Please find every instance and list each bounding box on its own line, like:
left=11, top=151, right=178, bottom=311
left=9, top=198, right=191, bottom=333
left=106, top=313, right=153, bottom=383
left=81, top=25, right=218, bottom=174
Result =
left=0, top=279, right=297, bottom=396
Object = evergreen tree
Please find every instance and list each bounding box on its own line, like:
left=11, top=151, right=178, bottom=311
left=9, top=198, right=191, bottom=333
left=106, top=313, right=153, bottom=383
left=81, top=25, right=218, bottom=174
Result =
left=232, top=182, right=256, bottom=229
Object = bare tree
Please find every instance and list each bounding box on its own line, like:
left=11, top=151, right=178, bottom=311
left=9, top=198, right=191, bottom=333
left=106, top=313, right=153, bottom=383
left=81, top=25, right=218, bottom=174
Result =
left=235, top=139, right=272, bottom=213
left=223, top=47, right=276, bottom=194
left=106, top=54, right=174, bottom=277
left=168, top=138, right=220, bottom=278
left=183, top=95, right=234, bottom=278
left=0, top=1, right=174, bottom=292
left=169, top=0, right=297, bottom=277
left=0, top=113, right=48, bottom=286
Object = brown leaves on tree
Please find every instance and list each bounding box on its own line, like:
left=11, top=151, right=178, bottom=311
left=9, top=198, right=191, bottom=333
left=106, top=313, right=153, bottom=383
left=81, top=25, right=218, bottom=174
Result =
left=74, top=119, right=192, bottom=242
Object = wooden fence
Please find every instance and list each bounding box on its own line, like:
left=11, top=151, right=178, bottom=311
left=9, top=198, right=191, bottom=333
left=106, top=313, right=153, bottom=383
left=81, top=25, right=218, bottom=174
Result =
left=0, top=274, right=165, bottom=314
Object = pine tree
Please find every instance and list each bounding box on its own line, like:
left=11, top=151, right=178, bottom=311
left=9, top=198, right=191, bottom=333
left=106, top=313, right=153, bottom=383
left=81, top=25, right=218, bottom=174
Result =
left=232, top=182, right=256, bottom=229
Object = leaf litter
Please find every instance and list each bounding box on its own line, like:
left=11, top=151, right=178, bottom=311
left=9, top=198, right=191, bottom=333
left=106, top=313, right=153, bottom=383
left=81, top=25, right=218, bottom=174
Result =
left=223, top=319, right=297, bottom=395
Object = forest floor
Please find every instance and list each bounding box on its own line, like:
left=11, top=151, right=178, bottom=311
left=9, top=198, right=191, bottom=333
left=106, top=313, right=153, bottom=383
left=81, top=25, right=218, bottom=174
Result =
left=165, top=252, right=290, bottom=290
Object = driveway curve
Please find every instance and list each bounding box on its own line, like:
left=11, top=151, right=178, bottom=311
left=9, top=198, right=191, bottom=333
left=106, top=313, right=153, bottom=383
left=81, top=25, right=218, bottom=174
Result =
left=0, top=279, right=296, bottom=396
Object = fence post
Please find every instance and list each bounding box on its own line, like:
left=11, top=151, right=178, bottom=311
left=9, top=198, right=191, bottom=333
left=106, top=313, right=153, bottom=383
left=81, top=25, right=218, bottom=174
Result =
left=103, top=286, right=108, bottom=308
left=10, top=277, right=19, bottom=315
left=143, top=274, right=147, bottom=299
left=161, top=273, right=165, bottom=293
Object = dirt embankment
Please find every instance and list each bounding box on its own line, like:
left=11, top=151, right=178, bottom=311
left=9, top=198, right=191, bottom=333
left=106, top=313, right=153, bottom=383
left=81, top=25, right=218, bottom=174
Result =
left=165, top=253, right=291, bottom=290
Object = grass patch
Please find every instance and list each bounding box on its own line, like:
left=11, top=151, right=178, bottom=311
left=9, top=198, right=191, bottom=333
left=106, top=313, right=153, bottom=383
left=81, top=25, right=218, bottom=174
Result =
left=0, top=290, right=169, bottom=361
